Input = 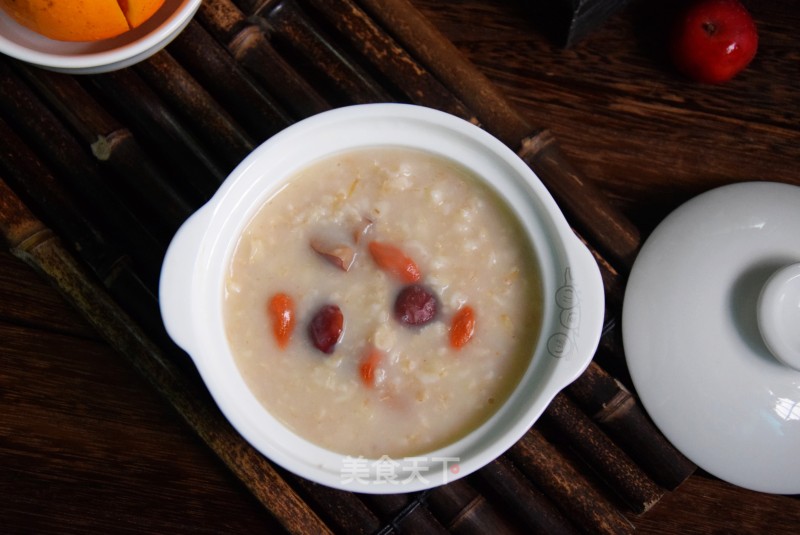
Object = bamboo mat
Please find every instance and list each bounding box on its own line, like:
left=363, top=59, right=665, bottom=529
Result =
left=0, top=0, right=696, bottom=533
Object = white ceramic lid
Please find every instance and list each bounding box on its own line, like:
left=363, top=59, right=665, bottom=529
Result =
left=623, top=181, right=800, bottom=495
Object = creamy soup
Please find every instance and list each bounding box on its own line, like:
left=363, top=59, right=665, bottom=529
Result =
left=224, top=147, right=542, bottom=458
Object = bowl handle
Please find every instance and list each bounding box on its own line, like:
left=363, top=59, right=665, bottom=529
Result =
left=547, top=234, right=605, bottom=386
left=158, top=208, right=210, bottom=358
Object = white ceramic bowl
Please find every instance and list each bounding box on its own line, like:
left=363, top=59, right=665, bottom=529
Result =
left=159, top=104, right=604, bottom=493
left=0, top=0, right=200, bottom=74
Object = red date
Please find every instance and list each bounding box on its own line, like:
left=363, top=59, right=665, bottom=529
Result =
left=394, top=285, right=437, bottom=326
left=308, top=304, right=344, bottom=354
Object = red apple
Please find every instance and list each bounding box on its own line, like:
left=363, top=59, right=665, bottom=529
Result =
left=669, top=0, right=758, bottom=84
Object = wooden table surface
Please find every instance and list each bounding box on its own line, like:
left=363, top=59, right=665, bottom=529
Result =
left=1, top=0, right=798, bottom=533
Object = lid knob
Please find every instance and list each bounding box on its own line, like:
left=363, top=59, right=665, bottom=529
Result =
left=757, top=262, right=800, bottom=371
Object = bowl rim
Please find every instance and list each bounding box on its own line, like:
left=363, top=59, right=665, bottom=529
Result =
left=159, top=103, right=604, bottom=493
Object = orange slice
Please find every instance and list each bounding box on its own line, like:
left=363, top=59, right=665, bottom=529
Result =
left=0, top=0, right=165, bottom=42
left=119, top=0, right=163, bottom=29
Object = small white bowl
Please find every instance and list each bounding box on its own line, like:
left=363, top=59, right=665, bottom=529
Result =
left=0, top=0, right=200, bottom=74
left=159, top=104, right=605, bottom=493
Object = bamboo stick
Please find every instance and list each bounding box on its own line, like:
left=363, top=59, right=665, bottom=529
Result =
left=197, top=0, right=250, bottom=41
left=0, top=176, right=333, bottom=535
left=302, top=0, right=474, bottom=120
left=364, top=492, right=450, bottom=535
left=508, top=428, right=635, bottom=535
left=167, top=20, right=292, bottom=141
left=228, top=25, right=332, bottom=118
left=426, top=478, right=524, bottom=534
left=15, top=63, right=193, bottom=235
left=249, top=0, right=393, bottom=105
left=135, top=50, right=256, bottom=170
left=543, top=393, right=665, bottom=514
left=283, top=475, right=381, bottom=534
left=357, top=0, right=527, bottom=145
left=0, top=116, right=170, bottom=346
left=0, top=61, right=165, bottom=285
left=518, top=134, right=640, bottom=271
left=197, top=0, right=331, bottom=118
left=568, top=363, right=696, bottom=490
left=231, top=0, right=266, bottom=16
left=87, top=68, right=227, bottom=200
left=0, top=117, right=114, bottom=280
left=575, top=229, right=625, bottom=311
left=474, top=457, right=581, bottom=534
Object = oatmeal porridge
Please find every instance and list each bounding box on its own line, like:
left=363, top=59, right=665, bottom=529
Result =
left=223, top=147, right=542, bottom=458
